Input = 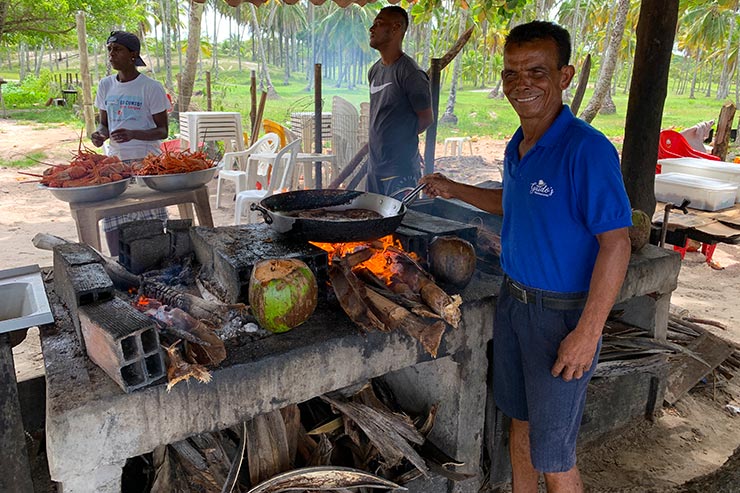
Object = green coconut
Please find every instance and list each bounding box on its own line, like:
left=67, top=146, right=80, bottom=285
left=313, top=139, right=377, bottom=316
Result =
left=248, top=258, right=318, bottom=333
left=629, top=209, right=652, bottom=252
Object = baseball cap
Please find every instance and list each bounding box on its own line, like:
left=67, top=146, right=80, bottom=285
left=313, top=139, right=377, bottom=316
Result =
left=107, top=31, right=146, bottom=67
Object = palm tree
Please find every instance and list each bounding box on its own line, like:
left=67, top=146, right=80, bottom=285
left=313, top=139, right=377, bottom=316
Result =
left=180, top=0, right=205, bottom=112
left=318, top=4, right=374, bottom=89
left=580, top=0, right=631, bottom=123
left=249, top=2, right=278, bottom=98
left=440, top=8, right=470, bottom=124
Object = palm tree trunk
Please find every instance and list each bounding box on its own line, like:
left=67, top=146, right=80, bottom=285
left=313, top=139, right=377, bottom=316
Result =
left=180, top=0, right=205, bottom=113
left=690, top=49, right=701, bottom=99
left=0, top=0, right=9, bottom=40
left=440, top=10, right=469, bottom=124
left=717, top=4, right=738, bottom=99
left=580, top=0, right=630, bottom=123
left=211, top=2, right=219, bottom=76
left=250, top=3, right=278, bottom=98
left=162, top=0, right=174, bottom=93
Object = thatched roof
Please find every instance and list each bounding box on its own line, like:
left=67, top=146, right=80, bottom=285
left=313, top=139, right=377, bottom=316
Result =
left=196, top=0, right=400, bottom=6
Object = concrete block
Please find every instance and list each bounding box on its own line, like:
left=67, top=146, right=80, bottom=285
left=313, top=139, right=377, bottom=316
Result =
left=166, top=219, right=193, bottom=258
left=79, top=297, right=164, bottom=393
left=53, top=241, right=112, bottom=344
left=118, top=219, right=168, bottom=274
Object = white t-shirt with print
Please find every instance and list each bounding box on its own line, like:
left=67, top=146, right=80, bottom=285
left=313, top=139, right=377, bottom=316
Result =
left=95, top=73, right=169, bottom=161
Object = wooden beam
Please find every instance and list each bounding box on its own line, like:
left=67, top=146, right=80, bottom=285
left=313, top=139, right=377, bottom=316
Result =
left=712, top=102, right=736, bottom=161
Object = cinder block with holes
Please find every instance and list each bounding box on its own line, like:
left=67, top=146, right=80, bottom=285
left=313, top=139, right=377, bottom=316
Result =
left=78, top=297, right=165, bottom=393
left=53, top=243, right=114, bottom=345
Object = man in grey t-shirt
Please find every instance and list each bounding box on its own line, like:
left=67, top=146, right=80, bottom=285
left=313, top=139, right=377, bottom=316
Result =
left=367, top=6, right=433, bottom=197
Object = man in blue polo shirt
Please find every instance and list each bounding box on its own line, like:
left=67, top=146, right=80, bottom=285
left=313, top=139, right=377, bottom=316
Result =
left=421, top=21, right=632, bottom=492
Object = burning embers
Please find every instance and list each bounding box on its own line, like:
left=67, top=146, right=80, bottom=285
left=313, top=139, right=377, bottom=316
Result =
left=314, top=235, right=463, bottom=358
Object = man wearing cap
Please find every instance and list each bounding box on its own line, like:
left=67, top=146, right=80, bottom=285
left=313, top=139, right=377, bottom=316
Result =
left=91, top=31, right=170, bottom=256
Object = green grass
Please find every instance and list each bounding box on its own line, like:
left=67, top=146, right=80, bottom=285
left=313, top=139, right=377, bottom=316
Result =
left=188, top=67, right=730, bottom=145
left=0, top=151, right=47, bottom=168
left=3, top=107, right=81, bottom=126
left=2, top=60, right=735, bottom=155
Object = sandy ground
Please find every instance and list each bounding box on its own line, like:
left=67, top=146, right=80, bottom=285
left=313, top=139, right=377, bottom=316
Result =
left=2, top=119, right=739, bottom=490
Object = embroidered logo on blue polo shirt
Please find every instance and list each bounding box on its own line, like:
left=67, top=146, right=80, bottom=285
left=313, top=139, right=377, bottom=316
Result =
left=530, top=179, right=554, bottom=197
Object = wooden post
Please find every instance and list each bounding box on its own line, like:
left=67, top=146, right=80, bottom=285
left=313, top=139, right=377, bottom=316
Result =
left=424, top=58, right=442, bottom=177
left=620, top=0, right=679, bottom=216
left=712, top=102, right=736, bottom=161
left=75, top=11, right=96, bottom=137
left=250, top=91, right=267, bottom=146
left=206, top=71, right=212, bottom=111
left=314, top=63, right=322, bottom=189
left=0, top=334, right=34, bottom=493
left=250, top=70, right=257, bottom=140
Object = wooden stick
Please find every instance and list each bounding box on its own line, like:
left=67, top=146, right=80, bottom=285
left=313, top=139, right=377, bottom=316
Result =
left=250, top=90, right=268, bottom=146
left=430, top=26, right=475, bottom=76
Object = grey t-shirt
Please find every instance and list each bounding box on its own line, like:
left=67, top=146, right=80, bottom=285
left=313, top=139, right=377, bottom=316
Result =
left=368, top=53, right=431, bottom=178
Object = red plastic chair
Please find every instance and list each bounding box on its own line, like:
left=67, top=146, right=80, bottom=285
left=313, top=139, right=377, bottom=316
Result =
left=657, top=129, right=720, bottom=173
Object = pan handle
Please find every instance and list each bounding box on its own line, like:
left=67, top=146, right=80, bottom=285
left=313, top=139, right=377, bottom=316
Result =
left=250, top=203, right=273, bottom=224
left=400, top=182, right=427, bottom=207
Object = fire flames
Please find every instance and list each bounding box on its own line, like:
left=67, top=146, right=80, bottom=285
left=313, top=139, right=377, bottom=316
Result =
left=311, top=235, right=418, bottom=285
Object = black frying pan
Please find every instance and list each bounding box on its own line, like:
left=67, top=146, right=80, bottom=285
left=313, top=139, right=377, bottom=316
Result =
left=250, top=185, right=424, bottom=243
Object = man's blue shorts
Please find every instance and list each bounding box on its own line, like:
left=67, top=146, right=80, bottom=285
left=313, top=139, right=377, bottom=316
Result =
left=493, top=277, right=600, bottom=473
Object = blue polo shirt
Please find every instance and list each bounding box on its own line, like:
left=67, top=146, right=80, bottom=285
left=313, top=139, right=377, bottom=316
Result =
left=500, top=106, right=632, bottom=293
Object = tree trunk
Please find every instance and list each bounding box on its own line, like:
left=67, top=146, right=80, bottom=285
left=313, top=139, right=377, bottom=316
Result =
left=621, top=0, right=679, bottom=217
left=180, top=0, right=205, bottom=113
left=706, top=61, right=715, bottom=97
left=580, top=0, right=629, bottom=123
left=304, top=2, right=314, bottom=92
left=163, top=0, right=174, bottom=93
left=440, top=11, right=469, bottom=124
left=0, top=0, right=8, bottom=40
left=211, top=2, right=219, bottom=76
left=250, top=3, right=278, bottom=98
left=716, top=5, right=737, bottom=100
left=689, top=49, right=701, bottom=99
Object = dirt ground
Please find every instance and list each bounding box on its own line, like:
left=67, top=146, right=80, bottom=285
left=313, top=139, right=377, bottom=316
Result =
left=2, top=119, right=739, bottom=491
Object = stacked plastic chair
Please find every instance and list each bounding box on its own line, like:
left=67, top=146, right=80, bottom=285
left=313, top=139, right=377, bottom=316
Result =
left=179, top=111, right=245, bottom=153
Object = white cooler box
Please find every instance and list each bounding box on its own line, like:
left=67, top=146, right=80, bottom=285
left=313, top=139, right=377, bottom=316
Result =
left=657, top=157, right=740, bottom=202
left=655, top=172, right=738, bottom=211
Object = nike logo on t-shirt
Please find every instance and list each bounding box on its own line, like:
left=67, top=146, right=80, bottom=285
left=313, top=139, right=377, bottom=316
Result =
left=370, top=81, right=393, bottom=94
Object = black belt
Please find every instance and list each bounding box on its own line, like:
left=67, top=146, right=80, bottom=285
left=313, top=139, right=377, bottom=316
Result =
left=506, top=278, right=587, bottom=311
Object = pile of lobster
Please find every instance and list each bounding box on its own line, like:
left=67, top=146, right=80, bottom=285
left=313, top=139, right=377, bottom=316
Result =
left=22, top=148, right=133, bottom=188
left=134, top=149, right=215, bottom=176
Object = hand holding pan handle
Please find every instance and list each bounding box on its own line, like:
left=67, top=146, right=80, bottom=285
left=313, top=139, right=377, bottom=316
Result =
left=392, top=182, right=427, bottom=207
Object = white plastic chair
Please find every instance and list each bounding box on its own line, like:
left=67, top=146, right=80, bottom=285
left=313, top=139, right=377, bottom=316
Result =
left=215, top=132, right=279, bottom=208
left=234, top=140, right=301, bottom=225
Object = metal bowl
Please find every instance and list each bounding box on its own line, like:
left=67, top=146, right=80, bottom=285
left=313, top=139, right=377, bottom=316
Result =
left=40, top=178, right=130, bottom=204
left=136, top=165, right=219, bottom=192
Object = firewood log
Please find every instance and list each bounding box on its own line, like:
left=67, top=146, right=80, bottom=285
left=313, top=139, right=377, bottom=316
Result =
left=328, top=261, right=386, bottom=333
left=364, top=289, right=446, bottom=358
left=385, top=250, right=462, bottom=329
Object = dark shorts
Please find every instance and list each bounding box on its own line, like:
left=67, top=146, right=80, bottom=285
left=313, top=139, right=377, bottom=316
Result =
left=493, top=277, right=600, bottom=473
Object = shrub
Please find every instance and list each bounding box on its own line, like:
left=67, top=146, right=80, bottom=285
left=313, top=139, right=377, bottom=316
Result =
left=2, top=70, right=56, bottom=107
